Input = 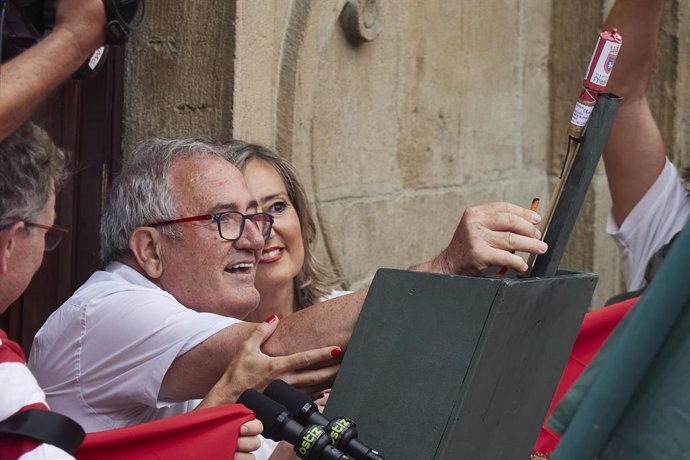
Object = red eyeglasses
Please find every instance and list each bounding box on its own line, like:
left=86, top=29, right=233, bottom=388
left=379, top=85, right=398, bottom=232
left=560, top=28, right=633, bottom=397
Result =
left=148, top=211, right=274, bottom=242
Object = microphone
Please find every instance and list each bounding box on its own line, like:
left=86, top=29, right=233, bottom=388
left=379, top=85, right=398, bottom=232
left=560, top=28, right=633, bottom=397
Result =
left=238, top=389, right=350, bottom=460
left=264, top=380, right=384, bottom=460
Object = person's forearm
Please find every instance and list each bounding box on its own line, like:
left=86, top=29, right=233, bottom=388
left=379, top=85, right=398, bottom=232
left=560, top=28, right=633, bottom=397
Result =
left=409, top=254, right=447, bottom=274
left=603, top=0, right=665, bottom=98
left=0, top=28, right=97, bottom=140
left=262, top=290, right=368, bottom=356
left=602, top=0, right=667, bottom=224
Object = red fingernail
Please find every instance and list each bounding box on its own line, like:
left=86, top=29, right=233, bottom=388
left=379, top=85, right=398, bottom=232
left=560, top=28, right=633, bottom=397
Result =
left=264, top=314, right=278, bottom=323
left=330, top=347, right=342, bottom=357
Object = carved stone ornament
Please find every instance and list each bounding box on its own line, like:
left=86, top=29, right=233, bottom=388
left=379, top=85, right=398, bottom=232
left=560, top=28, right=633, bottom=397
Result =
left=339, top=0, right=382, bottom=45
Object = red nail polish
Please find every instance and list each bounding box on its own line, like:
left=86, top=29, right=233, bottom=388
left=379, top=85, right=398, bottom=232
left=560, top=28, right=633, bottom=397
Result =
left=264, top=314, right=278, bottom=323
left=330, top=347, right=342, bottom=357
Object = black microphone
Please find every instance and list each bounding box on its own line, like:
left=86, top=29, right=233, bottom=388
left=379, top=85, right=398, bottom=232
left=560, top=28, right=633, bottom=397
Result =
left=264, top=380, right=385, bottom=460
left=238, top=389, right=350, bottom=460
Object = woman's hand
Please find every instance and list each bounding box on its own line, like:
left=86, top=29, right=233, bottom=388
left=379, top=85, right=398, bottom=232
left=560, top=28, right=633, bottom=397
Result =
left=199, top=315, right=341, bottom=408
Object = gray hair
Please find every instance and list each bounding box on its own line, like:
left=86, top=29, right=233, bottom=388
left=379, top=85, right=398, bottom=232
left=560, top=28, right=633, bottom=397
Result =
left=0, top=122, right=67, bottom=223
left=100, top=137, right=225, bottom=264
left=219, top=141, right=340, bottom=308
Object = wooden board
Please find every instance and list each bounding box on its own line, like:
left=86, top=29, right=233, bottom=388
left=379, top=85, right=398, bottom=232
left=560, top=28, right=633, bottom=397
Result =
left=326, top=269, right=597, bottom=459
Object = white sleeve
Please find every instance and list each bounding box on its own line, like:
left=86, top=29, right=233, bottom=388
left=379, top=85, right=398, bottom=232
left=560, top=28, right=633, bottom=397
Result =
left=78, top=289, right=240, bottom=410
left=607, top=159, right=690, bottom=291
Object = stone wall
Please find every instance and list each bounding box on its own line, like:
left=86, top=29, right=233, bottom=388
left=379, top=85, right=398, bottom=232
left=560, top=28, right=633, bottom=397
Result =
left=124, top=0, right=690, bottom=307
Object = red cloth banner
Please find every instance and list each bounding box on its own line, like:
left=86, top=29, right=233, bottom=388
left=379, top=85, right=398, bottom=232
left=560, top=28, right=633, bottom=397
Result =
left=533, top=297, right=638, bottom=455
left=77, top=404, right=255, bottom=460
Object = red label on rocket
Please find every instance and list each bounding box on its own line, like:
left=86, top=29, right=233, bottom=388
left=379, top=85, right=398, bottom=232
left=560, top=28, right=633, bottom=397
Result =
left=583, top=29, right=622, bottom=91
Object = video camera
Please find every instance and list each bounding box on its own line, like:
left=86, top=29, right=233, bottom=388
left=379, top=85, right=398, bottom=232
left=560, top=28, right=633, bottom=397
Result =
left=0, top=0, right=146, bottom=78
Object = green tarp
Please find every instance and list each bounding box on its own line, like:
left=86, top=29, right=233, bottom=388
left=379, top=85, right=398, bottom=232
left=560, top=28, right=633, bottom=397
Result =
left=550, top=218, right=690, bottom=459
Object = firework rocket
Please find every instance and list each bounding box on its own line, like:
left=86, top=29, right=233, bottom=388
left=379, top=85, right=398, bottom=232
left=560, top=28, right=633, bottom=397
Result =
left=567, top=28, right=623, bottom=139
left=525, top=29, right=623, bottom=276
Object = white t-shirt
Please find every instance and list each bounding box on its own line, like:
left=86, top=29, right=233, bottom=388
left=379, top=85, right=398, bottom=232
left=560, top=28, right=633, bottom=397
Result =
left=28, top=262, right=240, bottom=433
left=607, top=160, right=690, bottom=291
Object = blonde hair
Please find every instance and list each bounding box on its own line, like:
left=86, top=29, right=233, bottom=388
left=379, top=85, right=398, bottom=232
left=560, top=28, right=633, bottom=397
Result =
left=220, top=141, right=340, bottom=308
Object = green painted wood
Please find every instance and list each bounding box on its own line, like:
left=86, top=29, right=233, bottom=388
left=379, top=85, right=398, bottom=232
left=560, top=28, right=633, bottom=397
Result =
left=531, top=93, right=622, bottom=278
left=326, top=269, right=597, bottom=459
left=551, top=220, right=690, bottom=460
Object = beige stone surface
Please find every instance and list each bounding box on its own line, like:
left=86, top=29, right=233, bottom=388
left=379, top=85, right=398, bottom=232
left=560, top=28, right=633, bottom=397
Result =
left=232, top=1, right=290, bottom=145
left=123, top=1, right=236, bottom=155
left=124, top=0, right=690, bottom=306
left=317, top=185, right=495, bottom=284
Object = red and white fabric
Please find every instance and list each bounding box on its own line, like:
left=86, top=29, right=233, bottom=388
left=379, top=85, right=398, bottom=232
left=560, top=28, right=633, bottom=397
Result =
left=0, top=329, right=73, bottom=460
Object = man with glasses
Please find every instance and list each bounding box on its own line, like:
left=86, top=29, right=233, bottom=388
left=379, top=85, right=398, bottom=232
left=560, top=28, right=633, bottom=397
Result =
left=28, top=136, right=547, bottom=448
left=0, top=123, right=76, bottom=458
left=0, top=126, right=275, bottom=459
left=0, top=221, right=67, bottom=250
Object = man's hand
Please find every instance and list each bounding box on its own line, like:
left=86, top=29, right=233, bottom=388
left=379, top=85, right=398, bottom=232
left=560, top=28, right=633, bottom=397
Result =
left=198, top=316, right=341, bottom=409
left=419, top=202, right=548, bottom=276
left=54, top=0, right=107, bottom=57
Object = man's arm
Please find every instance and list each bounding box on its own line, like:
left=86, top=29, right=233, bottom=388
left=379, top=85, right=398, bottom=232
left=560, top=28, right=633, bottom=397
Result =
left=161, top=202, right=545, bottom=402
left=161, top=292, right=361, bottom=402
left=0, top=0, right=106, bottom=141
left=602, top=0, right=667, bottom=225
left=411, top=202, right=545, bottom=275
left=266, top=203, right=545, bottom=353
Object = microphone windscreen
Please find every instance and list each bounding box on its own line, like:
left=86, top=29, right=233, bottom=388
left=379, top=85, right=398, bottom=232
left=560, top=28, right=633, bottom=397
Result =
left=238, top=389, right=288, bottom=439
left=264, top=379, right=312, bottom=413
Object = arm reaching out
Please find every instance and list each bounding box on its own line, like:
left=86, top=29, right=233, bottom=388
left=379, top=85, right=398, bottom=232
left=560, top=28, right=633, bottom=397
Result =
left=165, top=201, right=546, bottom=400
left=194, top=316, right=341, bottom=409
left=0, top=0, right=106, bottom=140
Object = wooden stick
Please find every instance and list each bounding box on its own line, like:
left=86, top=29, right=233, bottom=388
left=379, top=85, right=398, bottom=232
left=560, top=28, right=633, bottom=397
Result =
left=525, top=138, right=580, bottom=275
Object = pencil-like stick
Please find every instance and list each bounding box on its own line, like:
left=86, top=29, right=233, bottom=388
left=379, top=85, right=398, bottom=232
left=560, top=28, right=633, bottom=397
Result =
left=541, top=138, right=579, bottom=237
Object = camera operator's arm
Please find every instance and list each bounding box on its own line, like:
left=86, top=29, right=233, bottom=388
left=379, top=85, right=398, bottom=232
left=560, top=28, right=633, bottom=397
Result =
left=0, top=0, right=106, bottom=141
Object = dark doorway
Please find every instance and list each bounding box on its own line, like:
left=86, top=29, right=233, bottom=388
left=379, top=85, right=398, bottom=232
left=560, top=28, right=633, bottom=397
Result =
left=0, top=47, right=124, bottom=355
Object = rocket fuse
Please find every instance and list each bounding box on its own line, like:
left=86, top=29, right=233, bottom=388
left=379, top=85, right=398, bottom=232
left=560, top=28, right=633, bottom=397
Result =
left=568, top=28, right=622, bottom=139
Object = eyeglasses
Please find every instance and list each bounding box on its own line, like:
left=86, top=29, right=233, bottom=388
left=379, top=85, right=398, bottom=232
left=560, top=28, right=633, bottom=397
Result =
left=0, top=221, right=69, bottom=252
left=148, top=211, right=274, bottom=242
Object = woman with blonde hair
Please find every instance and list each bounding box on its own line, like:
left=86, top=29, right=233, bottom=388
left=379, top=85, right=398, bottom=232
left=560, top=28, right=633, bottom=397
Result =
left=221, top=141, right=347, bottom=322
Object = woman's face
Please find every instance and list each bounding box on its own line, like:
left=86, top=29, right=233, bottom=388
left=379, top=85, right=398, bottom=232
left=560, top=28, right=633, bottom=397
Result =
left=243, top=159, right=305, bottom=293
